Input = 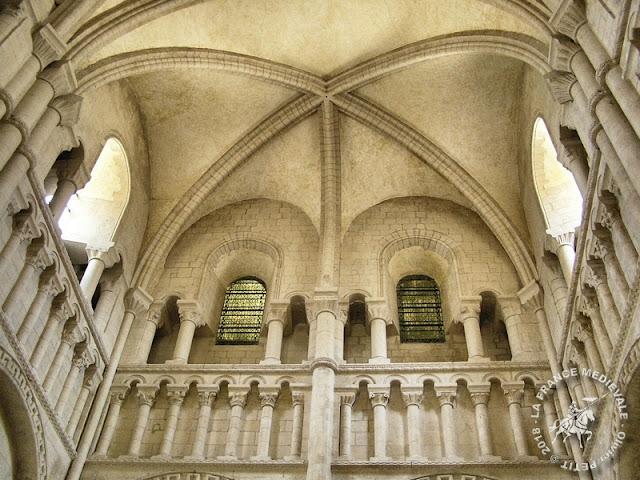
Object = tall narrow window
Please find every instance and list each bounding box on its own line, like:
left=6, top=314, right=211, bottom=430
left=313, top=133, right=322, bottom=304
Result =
left=396, top=275, right=444, bottom=343
left=216, top=277, right=267, bottom=345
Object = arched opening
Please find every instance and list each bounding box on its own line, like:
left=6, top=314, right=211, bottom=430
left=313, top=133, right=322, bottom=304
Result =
left=59, top=137, right=131, bottom=246
left=532, top=118, right=582, bottom=235
left=479, top=292, right=511, bottom=361
left=344, top=293, right=370, bottom=363
left=396, top=275, right=444, bottom=343
left=147, top=296, right=181, bottom=364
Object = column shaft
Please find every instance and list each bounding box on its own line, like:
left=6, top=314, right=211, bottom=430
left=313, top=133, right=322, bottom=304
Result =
left=43, top=337, right=74, bottom=392
left=263, top=319, right=284, bottom=363
left=80, top=257, right=105, bottom=301
left=369, top=317, right=388, bottom=363
left=171, top=318, right=196, bottom=363
left=48, top=177, right=76, bottom=221
left=155, top=388, right=186, bottom=458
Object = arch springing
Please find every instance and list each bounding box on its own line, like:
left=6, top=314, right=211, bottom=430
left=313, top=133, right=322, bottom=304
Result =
left=216, top=277, right=267, bottom=345
left=396, top=275, right=444, bottom=343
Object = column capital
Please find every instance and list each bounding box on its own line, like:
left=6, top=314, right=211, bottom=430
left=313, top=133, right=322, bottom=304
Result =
left=196, top=384, right=219, bottom=407
left=549, top=1, right=587, bottom=40
left=468, top=382, right=492, bottom=404
left=135, top=384, right=159, bottom=407
left=365, top=298, right=390, bottom=325
left=50, top=93, right=83, bottom=127
left=32, top=24, right=68, bottom=69
left=457, top=296, right=482, bottom=323
left=579, top=292, right=598, bottom=319
left=145, top=302, right=165, bottom=327
left=258, top=384, right=281, bottom=407
left=545, top=230, right=576, bottom=252
left=71, top=350, right=91, bottom=370
left=124, top=287, right=153, bottom=317
left=82, top=366, right=102, bottom=389
left=12, top=209, right=38, bottom=243
left=584, top=261, right=606, bottom=288
left=228, top=385, right=251, bottom=408
left=38, top=267, right=64, bottom=297
left=435, top=384, right=458, bottom=407
left=498, top=296, right=521, bottom=324
left=367, top=384, right=390, bottom=408
left=85, top=244, right=118, bottom=268
left=518, top=279, right=543, bottom=313
left=176, top=299, right=203, bottom=326
left=265, top=300, right=289, bottom=327
left=166, top=384, right=189, bottom=406
left=50, top=297, right=74, bottom=323
left=502, top=382, right=525, bottom=406
left=548, top=35, right=581, bottom=71
left=109, top=384, right=130, bottom=406
left=400, top=384, right=424, bottom=407
left=534, top=382, right=557, bottom=400
left=57, top=160, right=90, bottom=190
left=572, top=317, right=593, bottom=343
left=313, top=287, right=339, bottom=316
left=337, top=386, right=359, bottom=406
left=289, top=383, right=309, bottom=406
left=544, top=70, right=576, bottom=104
left=25, top=244, right=51, bottom=270
left=590, top=236, right=613, bottom=260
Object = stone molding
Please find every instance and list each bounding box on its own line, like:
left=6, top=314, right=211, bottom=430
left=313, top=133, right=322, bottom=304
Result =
left=549, top=0, right=587, bottom=40
left=517, top=279, right=543, bottom=313
left=544, top=70, right=576, bottom=104
left=124, top=287, right=154, bottom=317
left=32, top=23, right=67, bottom=68
left=38, top=63, right=77, bottom=97
left=548, top=36, right=581, bottom=71
left=50, top=94, right=83, bottom=127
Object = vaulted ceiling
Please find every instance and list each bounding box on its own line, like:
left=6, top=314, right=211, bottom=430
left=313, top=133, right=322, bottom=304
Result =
left=71, top=0, right=561, bottom=285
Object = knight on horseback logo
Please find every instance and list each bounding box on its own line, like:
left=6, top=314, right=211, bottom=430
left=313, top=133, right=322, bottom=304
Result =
left=550, top=397, right=603, bottom=449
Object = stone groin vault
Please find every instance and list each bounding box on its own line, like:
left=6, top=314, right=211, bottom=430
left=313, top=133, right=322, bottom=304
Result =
left=1, top=1, right=640, bottom=479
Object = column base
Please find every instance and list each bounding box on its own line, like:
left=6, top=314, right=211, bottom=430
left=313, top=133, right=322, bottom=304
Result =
left=443, top=455, right=464, bottom=461
left=283, top=455, right=301, bottom=461
left=407, top=455, right=427, bottom=461
left=217, top=455, right=238, bottom=461
left=250, top=455, right=271, bottom=461
left=468, top=356, right=490, bottom=363
left=150, top=454, right=171, bottom=460
left=479, top=454, right=502, bottom=461
left=369, top=456, right=392, bottom=461
left=183, top=455, right=205, bottom=461
left=90, top=454, right=108, bottom=460
left=259, top=358, right=281, bottom=365
left=515, top=455, right=539, bottom=461
left=117, top=454, right=140, bottom=460
left=368, top=358, right=391, bottom=364
left=165, top=359, right=187, bottom=365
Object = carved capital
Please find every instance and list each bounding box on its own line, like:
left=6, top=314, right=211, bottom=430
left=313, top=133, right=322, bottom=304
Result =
left=313, top=287, right=339, bottom=316
left=72, top=350, right=91, bottom=370
left=468, top=383, right=492, bottom=406
left=579, top=292, right=599, bottom=318
left=38, top=63, right=77, bottom=97
left=503, top=382, right=525, bottom=406
left=498, top=296, right=521, bottom=324
left=136, top=384, right=159, bottom=407
left=123, top=287, right=153, bottom=317
left=32, top=23, right=67, bottom=68
left=38, top=267, right=63, bottom=297
left=573, top=318, right=593, bottom=343
left=196, top=385, right=219, bottom=407
left=585, top=261, right=606, bottom=288
left=544, top=70, right=576, bottom=104
left=146, top=302, right=165, bottom=327
left=176, top=299, right=202, bottom=326
left=338, top=388, right=358, bottom=407
left=470, top=392, right=491, bottom=406
left=367, top=385, right=390, bottom=408
left=518, top=279, right=543, bottom=313
left=435, top=384, right=457, bottom=407
left=291, top=392, right=305, bottom=407
left=85, top=244, right=118, bottom=268
left=12, top=208, right=37, bottom=243
left=591, top=236, right=612, bottom=260
left=265, top=300, right=289, bottom=327
left=258, top=385, right=280, bottom=408
left=400, top=385, right=424, bottom=407
left=166, top=384, right=189, bottom=407
left=50, top=94, right=83, bottom=127
left=109, top=385, right=130, bottom=406
left=50, top=298, right=73, bottom=323
left=365, top=298, right=389, bottom=325
left=25, top=245, right=50, bottom=271
left=549, top=36, right=581, bottom=71
left=550, top=0, right=587, bottom=40
left=458, top=296, right=482, bottom=323
left=227, top=385, right=251, bottom=408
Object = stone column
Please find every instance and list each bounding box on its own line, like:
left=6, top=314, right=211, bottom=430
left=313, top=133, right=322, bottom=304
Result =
left=435, top=384, right=462, bottom=461
left=48, top=163, right=89, bottom=221
left=80, top=245, right=118, bottom=302
left=337, top=388, right=358, bottom=459
left=0, top=208, right=36, bottom=275
left=124, top=384, right=159, bottom=457
left=43, top=326, right=78, bottom=392
left=261, top=301, right=289, bottom=364
left=186, top=384, right=219, bottom=460
left=503, top=382, right=536, bottom=460
left=335, top=302, right=347, bottom=362
left=134, top=302, right=164, bottom=363
left=92, top=271, right=123, bottom=332
left=30, top=298, right=73, bottom=370
left=16, top=266, right=62, bottom=344
left=459, top=296, right=487, bottom=362
left=151, top=384, right=189, bottom=459
left=499, top=297, right=524, bottom=361
left=574, top=320, right=606, bottom=375
left=2, top=242, right=49, bottom=321
left=558, top=131, right=589, bottom=195
left=368, top=384, right=390, bottom=461
left=546, top=231, right=576, bottom=285
left=579, top=295, right=613, bottom=361
left=536, top=385, right=568, bottom=458
left=468, top=383, right=500, bottom=460
left=67, top=367, right=101, bottom=437
left=305, top=303, right=317, bottom=361
left=285, top=387, right=306, bottom=460
left=93, top=385, right=130, bottom=457
left=366, top=298, right=390, bottom=364
left=568, top=348, right=599, bottom=401
left=584, top=263, right=621, bottom=333
left=218, top=385, right=250, bottom=460
left=401, top=384, right=424, bottom=459
left=599, top=198, right=638, bottom=284
left=69, top=287, right=153, bottom=480
left=168, top=300, right=201, bottom=364
left=591, top=239, right=629, bottom=313
left=252, top=385, right=280, bottom=460
left=55, top=348, right=90, bottom=415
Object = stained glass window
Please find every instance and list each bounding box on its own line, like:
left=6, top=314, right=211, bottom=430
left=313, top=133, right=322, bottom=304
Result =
left=216, top=277, right=266, bottom=345
left=396, top=275, right=444, bottom=343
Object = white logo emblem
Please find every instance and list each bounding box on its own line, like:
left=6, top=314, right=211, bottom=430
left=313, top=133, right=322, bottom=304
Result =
left=549, top=397, right=603, bottom=448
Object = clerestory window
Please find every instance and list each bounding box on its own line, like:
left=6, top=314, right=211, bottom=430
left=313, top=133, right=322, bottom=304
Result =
left=216, top=277, right=266, bottom=345
left=396, top=275, right=444, bottom=343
